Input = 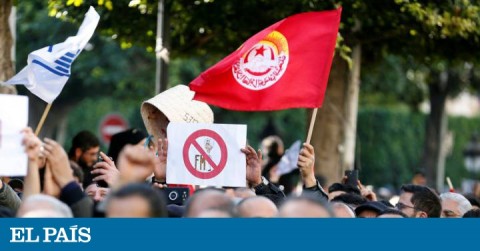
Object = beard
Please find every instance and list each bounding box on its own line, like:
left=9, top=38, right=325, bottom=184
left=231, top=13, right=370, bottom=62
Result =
left=78, top=155, right=94, bottom=169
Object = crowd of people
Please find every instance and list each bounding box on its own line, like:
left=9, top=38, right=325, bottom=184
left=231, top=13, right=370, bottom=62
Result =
left=1, top=85, right=480, bottom=218
left=1, top=127, right=479, bottom=218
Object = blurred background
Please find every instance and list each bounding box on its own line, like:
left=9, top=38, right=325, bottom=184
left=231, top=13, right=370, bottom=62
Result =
left=1, top=0, right=480, bottom=195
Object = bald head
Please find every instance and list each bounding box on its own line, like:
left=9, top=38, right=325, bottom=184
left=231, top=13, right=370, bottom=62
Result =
left=185, top=189, right=234, bottom=217
left=236, top=196, right=278, bottom=218
left=279, top=196, right=333, bottom=218
left=331, top=202, right=355, bottom=218
left=197, top=209, right=233, bottom=218
left=234, top=188, right=256, bottom=199
left=17, top=194, right=73, bottom=218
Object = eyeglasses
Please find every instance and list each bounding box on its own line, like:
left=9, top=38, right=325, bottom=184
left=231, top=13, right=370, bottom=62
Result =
left=395, top=202, right=416, bottom=210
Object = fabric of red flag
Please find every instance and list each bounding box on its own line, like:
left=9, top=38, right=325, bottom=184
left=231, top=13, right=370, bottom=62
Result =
left=189, top=8, right=342, bottom=111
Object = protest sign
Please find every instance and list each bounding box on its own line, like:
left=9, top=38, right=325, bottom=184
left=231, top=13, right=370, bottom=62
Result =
left=0, top=94, right=29, bottom=176
left=167, top=123, right=247, bottom=187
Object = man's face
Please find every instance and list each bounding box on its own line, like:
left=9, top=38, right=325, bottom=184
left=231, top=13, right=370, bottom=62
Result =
left=441, top=199, right=462, bottom=218
left=85, top=183, right=109, bottom=202
left=397, top=192, right=417, bottom=217
left=106, top=196, right=150, bottom=218
left=78, top=146, right=100, bottom=167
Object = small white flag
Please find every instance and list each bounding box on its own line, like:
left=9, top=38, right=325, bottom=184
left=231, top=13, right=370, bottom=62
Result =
left=276, top=140, right=302, bottom=176
left=3, top=6, right=100, bottom=103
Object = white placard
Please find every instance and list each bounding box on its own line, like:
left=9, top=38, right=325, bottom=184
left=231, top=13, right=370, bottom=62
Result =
left=166, top=123, right=247, bottom=187
left=0, top=94, right=29, bottom=176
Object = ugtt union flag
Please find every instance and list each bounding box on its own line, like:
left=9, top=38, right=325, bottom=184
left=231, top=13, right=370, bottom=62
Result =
left=190, top=8, right=342, bottom=111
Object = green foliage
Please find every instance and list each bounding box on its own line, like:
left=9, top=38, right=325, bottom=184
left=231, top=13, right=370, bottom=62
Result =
left=64, top=97, right=144, bottom=150
left=361, top=55, right=427, bottom=110
left=395, top=0, right=480, bottom=40
left=357, top=108, right=425, bottom=189
left=446, top=116, right=480, bottom=186
left=357, top=107, right=480, bottom=189
left=47, top=0, right=342, bottom=58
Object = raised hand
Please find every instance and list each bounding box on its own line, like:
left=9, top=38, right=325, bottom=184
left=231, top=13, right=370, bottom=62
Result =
left=297, top=143, right=316, bottom=188
left=43, top=165, right=61, bottom=197
left=358, top=180, right=377, bottom=201
left=91, top=151, right=120, bottom=187
left=241, top=145, right=262, bottom=187
left=21, top=127, right=44, bottom=167
left=117, top=144, right=158, bottom=186
left=43, top=138, right=74, bottom=188
left=153, top=138, right=168, bottom=183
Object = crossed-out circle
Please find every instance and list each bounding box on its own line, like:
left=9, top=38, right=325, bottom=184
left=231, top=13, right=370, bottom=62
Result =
left=182, top=129, right=228, bottom=179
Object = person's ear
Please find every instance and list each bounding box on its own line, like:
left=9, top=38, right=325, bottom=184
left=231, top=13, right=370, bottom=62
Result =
left=75, top=148, right=82, bottom=160
left=416, top=211, right=428, bottom=218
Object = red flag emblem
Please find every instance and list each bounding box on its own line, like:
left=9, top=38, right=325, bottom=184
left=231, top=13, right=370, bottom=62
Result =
left=190, top=8, right=342, bottom=111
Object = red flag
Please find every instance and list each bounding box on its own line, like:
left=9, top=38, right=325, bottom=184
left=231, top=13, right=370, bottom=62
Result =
left=190, top=8, right=342, bottom=111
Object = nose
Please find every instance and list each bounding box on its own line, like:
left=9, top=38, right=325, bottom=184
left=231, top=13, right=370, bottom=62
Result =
left=94, top=191, right=103, bottom=202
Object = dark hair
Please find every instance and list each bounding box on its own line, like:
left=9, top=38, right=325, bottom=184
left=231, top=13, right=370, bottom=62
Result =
left=278, top=169, right=300, bottom=196
left=463, top=194, right=480, bottom=208
left=413, top=170, right=426, bottom=177
left=378, top=208, right=408, bottom=218
left=328, top=183, right=361, bottom=195
left=107, top=128, right=146, bottom=163
left=401, top=184, right=441, bottom=218
left=109, top=183, right=167, bottom=217
left=331, top=193, right=367, bottom=208
left=462, top=208, right=480, bottom=218
left=68, top=131, right=100, bottom=158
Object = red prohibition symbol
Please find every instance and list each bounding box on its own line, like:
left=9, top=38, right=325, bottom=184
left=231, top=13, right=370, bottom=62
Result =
left=182, top=129, right=228, bottom=179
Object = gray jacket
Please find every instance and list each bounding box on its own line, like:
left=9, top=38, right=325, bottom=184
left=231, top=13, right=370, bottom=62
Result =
left=0, top=181, right=22, bottom=211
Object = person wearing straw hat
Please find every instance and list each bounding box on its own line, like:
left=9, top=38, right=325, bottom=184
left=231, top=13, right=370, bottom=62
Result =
left=141, top=84, right=214, bottom=149
left=140, top=85, right=214, bottom=187
left=140, top=85, right=286, bottom=207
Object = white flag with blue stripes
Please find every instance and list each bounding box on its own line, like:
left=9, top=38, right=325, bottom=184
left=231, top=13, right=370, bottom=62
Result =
left=4, top=7, right=100, bottom=103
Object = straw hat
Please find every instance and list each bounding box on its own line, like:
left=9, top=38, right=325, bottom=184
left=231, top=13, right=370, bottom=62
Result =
left=141, top=85, right=214, bottom=146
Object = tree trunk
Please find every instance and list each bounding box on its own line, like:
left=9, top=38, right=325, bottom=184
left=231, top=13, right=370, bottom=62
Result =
left=421, top=71, right=449, bottom=191
left=155, top=0, right=169, bottom=93
left=311, top=56, right=349, bottom=187
left=342, top=44, right=361, bottom=171
left=0, top=0, right=16, bottom=94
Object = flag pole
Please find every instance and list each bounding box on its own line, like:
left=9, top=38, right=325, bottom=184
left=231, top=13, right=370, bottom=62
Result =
left=35, top=103, right=52, bottom=136
left=306, top=108, right=318, bottom=144
left=446, top=176, right=454, bottom=192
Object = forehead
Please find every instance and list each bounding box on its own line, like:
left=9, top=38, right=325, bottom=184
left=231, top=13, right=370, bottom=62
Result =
left=83, top=146, right=99, bottom=153
left=399, top=192, right=413, bottom=203
left=85, top=184, right=108, bottom=193
left=442, top=198, right=459, bottom=208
